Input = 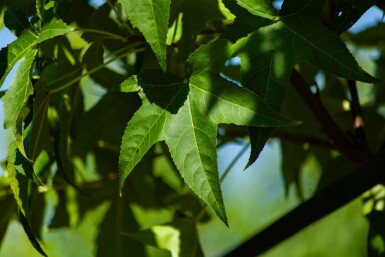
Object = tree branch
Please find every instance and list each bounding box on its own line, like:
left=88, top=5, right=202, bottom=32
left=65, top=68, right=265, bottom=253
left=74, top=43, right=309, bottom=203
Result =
left=272, top=131, right=336, bottom=149
left=290, top=69, right=369, bottom=163
left=223, top=146, right=385, bottom=257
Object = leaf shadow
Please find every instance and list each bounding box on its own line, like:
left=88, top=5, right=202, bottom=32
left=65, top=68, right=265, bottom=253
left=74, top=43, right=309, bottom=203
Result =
left=138, top=69, right=189, bottom=114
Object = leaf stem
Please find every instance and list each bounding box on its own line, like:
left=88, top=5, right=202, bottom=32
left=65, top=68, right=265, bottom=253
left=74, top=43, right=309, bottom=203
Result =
left=348, top=79, right=367, bottom=148
left=220, top=142, right=250, bottom=182
left=74, top=28, right=128, bottom=42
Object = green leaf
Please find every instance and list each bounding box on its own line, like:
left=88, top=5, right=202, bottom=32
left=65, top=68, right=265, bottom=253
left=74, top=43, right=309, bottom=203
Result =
left=19, top=212, right=47, bottom=257
left=119, top=102, right=168, bottom=189
left=4, top=5, right=30, bottom=35
left=126, top=219, right=204, bottom=257
left=2, top=49, right=37, bottom=158
left=118, top=75, right=140, bottom=93
left=7, top=142, right=28, bottom=216
left=120, top=0, right=170, bottom=71
left=0, top=17, right=74, bottom=87
left=6, top=142, right=46, bottom=256
left=28, top=84, right=51, bottom=161
left=228, top=0, right=378, bottom=167
left=120, top=39, right=298, bottom=224
left=72, top=92, right=141, bottom=156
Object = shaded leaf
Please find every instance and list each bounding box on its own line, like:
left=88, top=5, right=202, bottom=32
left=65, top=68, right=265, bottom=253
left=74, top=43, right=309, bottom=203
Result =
left=4, top=5, right=30, bottom=35
left=72, top=92, right=141, bottom=156
left=28, top=84, right=51, bottom=161
left=120, top=0, right=171, bottom=71
left=19, top=211, right=47, bottom=257
left=329, top=0, right=378, bottom=34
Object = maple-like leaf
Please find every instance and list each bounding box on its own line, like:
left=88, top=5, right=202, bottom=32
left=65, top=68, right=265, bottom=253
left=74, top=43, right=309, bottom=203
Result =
left=119, top=39, right=299, bottom=224
left=224, top=0, right=378, bottom=168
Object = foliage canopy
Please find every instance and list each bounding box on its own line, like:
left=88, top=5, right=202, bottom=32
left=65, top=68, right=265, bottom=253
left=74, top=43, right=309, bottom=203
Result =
left=0, top=0, right=385, bottom=256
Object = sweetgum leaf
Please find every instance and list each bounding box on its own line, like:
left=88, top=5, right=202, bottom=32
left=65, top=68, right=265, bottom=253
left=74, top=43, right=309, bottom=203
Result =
left=226, top=0, right=378, bottom=168
left=119, top=39, right=299, bottom=224
left=120, top=0, right=170, bottom=71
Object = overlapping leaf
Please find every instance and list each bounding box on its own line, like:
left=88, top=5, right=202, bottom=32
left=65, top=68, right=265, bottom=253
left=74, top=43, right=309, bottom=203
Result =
left=119, top=39, right=299, bottom=224
left=225, top=0, right=378, bottom=167
left=120, top=0, right=170, bottom=71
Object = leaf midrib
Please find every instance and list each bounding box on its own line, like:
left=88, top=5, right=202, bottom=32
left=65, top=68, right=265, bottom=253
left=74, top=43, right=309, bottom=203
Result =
left=184, top=97, right=226, bottom=220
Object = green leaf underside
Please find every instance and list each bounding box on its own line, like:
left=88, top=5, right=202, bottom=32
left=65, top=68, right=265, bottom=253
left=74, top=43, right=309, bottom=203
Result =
left=0, top=17, right=74, bottom=87
left=120, top=0, right=170, bottom=71
left=119, top=40, right=299, bottom=224
left=228, top=0, right=378, bottom=167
